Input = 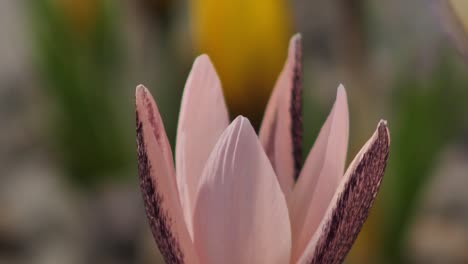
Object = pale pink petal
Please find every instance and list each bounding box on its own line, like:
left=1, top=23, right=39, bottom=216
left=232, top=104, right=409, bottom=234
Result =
left=289, top=85, right=349, bottom=262
left=297, top=121, right=390, bottom=264
left=136, top=85, right=199, bottom=264
left=193, top=116, right=291, bottom=264
left=259, top=34, right=303, bottom=197
left=175, top=55, right=229, bottom=238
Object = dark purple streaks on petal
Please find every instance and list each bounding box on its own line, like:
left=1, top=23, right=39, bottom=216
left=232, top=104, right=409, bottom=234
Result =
left=136, top=111, right=184, bottom=264
left=308, top=121, right=390, bottom=264
left=139, top=87, right=167, bottom=156
left=290, top=36, right=303, bottom=181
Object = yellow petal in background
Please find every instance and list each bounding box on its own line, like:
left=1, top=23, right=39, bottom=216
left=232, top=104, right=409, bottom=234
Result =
left=190, top=0, right=293, bottom=126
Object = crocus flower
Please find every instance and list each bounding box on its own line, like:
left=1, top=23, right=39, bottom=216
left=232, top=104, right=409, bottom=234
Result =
left=136, top=34, right=390, bottom=264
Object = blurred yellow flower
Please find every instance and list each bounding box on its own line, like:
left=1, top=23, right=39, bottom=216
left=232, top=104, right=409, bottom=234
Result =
left=190, top=0, right=293, bottom=125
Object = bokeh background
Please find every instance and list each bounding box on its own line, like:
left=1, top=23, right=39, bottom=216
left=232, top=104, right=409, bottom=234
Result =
left=1, top=0, right=468, bottom=263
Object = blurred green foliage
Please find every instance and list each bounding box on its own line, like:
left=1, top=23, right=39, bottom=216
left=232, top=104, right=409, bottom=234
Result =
left=381, top=51, right=468, bottom=262
left=30, top=0, right=132, bottom=187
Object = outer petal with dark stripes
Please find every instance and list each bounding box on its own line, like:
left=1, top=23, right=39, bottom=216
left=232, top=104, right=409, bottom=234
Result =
left=298, top=121, right=390, bottom=264
left=136, top=86, right=199, bottom=264
left=259, top=33, right=303, bottom=197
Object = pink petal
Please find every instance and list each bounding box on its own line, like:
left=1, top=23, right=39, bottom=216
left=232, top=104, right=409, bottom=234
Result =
left=289, top=85, right=349, bottom=262
left=259, top=34, right=303, bottom=197
left=297, top=121, right=390, bottom=264
left=136, top=85, right=199, bottom=264
left=193, top=116, right=291, bottom=264
left=175, top=55, right=229, bottom=238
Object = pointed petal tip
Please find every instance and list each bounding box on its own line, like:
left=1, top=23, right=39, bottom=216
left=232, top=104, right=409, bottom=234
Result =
left=332, top=85, right=349, bottom=119
left=291, top=33, right=302, bottom=42
left=232, top=115, right=249, bottom=124
left=378, top=119, right=388, bottom=127
left=332, top=84, right=348, bottom=116
left=187, top=54, right=222, bottom=89
left=291, top=34, right=302, bottom=49
left=193, top=54, right=212, bottom=66
left=135, top=85, right=152, bottom=111
left=337, top=83, right=345, bottom=91
left=337, top=84, right=347, bottom=98
left=136, top=84, right=148, bottom=98
left=377, top=119, right=391, bottom=145
left=135, top=85, right=158, bottom=114
left=287, top=33, right=303, bottom=59
left=188, top=55, right=217, bottom=79
left=230, top=116, right=254, bottom=135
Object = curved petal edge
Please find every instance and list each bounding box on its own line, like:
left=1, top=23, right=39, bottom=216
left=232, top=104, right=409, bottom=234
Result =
left=175, top=55, right=229, bottom=238
left=193, top=116, right=291, bottom=264
left=136, top=85, right=199, bottom=264
left=259, top=33, right=303, bottom=196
